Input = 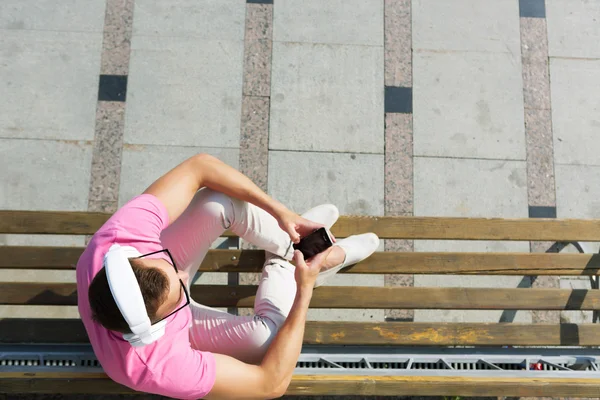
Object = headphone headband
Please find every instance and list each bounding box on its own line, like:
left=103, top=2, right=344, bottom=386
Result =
left=103, top=244, right=166, bottom=346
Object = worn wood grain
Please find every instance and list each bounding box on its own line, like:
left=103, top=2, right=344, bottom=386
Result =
left=3, top=319, right=600, bottom=346
left=3, top=247, right=599, bottom=276
left=1, top=373, right=600, bottom=397
left=3, top=283, right=600, bottom=311
left=3, top=211, right=600, bottom=240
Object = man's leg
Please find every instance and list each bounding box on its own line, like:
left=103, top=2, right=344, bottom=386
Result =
left=188, top=257, right=296, bottom=364
left=188, top=205, right=340, bottom=364
left=160, top=188, right=294, bottom=283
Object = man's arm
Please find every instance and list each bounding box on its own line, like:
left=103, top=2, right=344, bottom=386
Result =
left=143, top=153, right=322, bottom=242
left=143, top=153, right=285, bottom=223
left=206, top=289, right=312, bottom=399
left=205, top=250, right=329, bottom=399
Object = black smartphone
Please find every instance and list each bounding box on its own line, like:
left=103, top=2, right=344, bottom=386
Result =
left=293, top=227, right=334, bottom=260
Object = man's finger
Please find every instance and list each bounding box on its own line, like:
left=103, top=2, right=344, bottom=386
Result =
left=293, top=250, right=306, bottom=266
left=287, top=225, right=300, bottom=244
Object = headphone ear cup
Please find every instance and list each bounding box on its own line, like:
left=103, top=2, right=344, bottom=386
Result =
left=124, top=319, right=167, bottom=347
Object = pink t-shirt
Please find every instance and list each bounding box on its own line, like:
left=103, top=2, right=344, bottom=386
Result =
left=76, top=194, right=216, bottom=399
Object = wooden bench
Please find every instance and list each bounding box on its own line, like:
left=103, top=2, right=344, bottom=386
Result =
left=2, top=210, right=600, bottom=397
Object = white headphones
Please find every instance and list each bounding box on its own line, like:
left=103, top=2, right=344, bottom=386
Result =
left=103, top=244, right=167, bottom=347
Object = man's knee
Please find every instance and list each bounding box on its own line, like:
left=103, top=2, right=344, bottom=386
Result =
left=191, top=189, right=239, bottom=226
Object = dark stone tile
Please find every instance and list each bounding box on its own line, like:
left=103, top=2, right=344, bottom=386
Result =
left=385, top=86, right=412, bottom=114
left=529, top=205, right=557, bottom=218
left=519, top=0, right=546, bottom=18
left=98, top=75, right=127, bottom=102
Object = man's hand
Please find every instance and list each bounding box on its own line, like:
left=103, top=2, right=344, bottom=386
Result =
left=293, top=248, right=334, bottom=290
left=277, top=209, right=335, bottom=244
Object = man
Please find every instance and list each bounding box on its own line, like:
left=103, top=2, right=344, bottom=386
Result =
left=78, top=153, right=379, bottom=399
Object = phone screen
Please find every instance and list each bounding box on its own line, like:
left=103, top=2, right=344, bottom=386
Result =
left=293, top=227, right=334, bottom=260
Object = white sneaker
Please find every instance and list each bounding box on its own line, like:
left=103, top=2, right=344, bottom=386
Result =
left=314, top=233, right=379, bottom=288
left=300, top=204, right=339, bottom=230
left=265, top=204, right=339, bottom=264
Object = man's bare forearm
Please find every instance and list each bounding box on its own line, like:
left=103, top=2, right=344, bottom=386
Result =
left=260, top=287, right=312, bottom=397
left=195, top=154, right=288, bottom=219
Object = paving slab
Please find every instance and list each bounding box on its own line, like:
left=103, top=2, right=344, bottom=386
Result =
left=0, top=0, right=105, bottom=32
left=413, top=0, right=520, bottom=54
left=413, top=157, right=531, bottom=323
left=546, top=0, right=600, bottom=59
left=133, top=0, right=245, bottom=40
left=556, top=164, right=600, bottom=219
left=273, top=0, right=383, bottom=46
left=0, top=139, right=92, bottom=211
left=125, top=36, right=243, bottom=147
left=269, top=42, right=384, bottom=154
left=268, top=151, right=384, bottom=216
left=0, top=30, right=101, bottom=141
left=414, top=157, right=528, bottom=218
left=413, top=51, right=525, bottom=160
left=269, top=150, right=384, bottom=321
left=119, top=145, right=239, bottom=206
left=550, top=58, right=600, bottom=166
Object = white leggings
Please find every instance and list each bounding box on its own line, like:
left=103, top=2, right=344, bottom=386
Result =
left=159, top=189, right=298, bottom=364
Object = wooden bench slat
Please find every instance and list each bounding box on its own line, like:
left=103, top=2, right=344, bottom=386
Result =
left=1, top=373, right=599, bottom=397
left=3, top=211, right=600, bottom=241
left=289, top=375, right=600, bottom=397
left=0, top=211, right=110, bottom=235
left=307, top=321, right=600, bottom=346
left=3, top=319, right=600, bottom=346
left=3, top=247, right=600, bottom=276
left=3, top=283, right=600, bottom=311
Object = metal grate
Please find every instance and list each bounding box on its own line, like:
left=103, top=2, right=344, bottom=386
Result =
left=3, top=345, right=600, bottom=378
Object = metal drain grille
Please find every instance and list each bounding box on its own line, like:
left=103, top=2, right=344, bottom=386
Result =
left=3, top=345, right=600, bottom=378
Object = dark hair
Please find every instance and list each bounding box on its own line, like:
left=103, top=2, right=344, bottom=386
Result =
left=88, top=258, right=170, bottom=334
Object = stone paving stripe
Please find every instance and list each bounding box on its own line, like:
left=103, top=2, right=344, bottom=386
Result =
left=247, top=0, right=273, bottom=4
left=384, top=113, right=413, bottom=215
left=384, top=0, right=414, bottom=322
left=101, top=30, right=132, bottom=76
left=384, top=0, right=412, bottom=87
left=240, top=96, right=270, bottom=192
left=519, top=0, right=546, bottom=19
left=244, top=4, right=273, bottom=97
left=529, top=205, right=557, bottom=219
left=89, top=102, right=126, bottom=203
left=237, top=1, right=274, bottom=302
left=521, top=18, right=551, bottom=111
left=101, top=0, right=134, bottom=75
left=385, top=86, right=412, bottom=114
left=519, top=1, right=558, bottom=325
left=98, top=75, right=127, bottom=102
left=88, top=0, right=135, bottom=232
